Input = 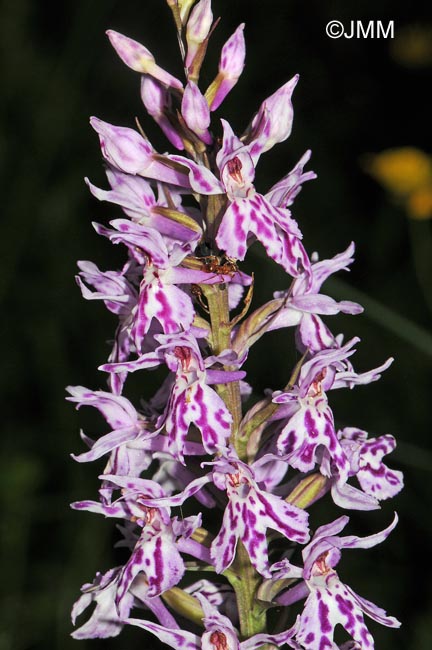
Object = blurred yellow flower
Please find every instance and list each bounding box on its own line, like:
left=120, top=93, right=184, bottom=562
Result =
left=390, top=24, right=432, bottom=68
left=407, top=186, right=432, bottom=220
left=365, top=147, right=432, bottom=220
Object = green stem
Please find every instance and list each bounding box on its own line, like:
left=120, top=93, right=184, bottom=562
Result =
left=229, top=543, right=267, bottom=639
left=201, top=283, right=267, bottom=639
left=201, top=283, right=242, bottom=437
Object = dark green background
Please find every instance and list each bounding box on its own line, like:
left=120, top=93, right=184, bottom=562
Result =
left=1, top=1, right=431, bottom=649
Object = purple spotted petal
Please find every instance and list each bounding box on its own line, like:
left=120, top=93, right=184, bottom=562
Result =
left=296, top=571, right=376, bottom=650
left=165, top=381, right=232, bottom=460
left=211, top=458, right=309, bottom=575
left=265, top=149, right=317, bottom=207
left=126, top=618, right=199, bottom=650
left=116, top=517, right=185, bottom=613
left=345, top=431, right=404, bottom=500
left=277, top=398, right=349, bottom=481
left=170, top=155, right=223, bottom=194
left=71, top=568, right=131, bottom=639
left=216, top=194, right=307, bottom=277
left=132, top=279, right=195, bottom=347
left=298, top=313, right=336, bottom=352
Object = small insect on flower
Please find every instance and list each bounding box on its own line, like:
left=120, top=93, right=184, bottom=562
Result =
left=203, top=255, right=238, bottom=277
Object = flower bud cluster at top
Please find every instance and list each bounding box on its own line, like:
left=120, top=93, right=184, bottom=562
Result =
left=68, top=2, right=403, bottom=649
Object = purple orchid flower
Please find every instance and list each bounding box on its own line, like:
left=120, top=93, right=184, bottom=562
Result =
left=67, top=386, right=156, bottom=463
left=266, top=242, right=364, bottom=351
left=209, top=452, right=310, bottom=576
left=101, top=331, right=245, bottom=461
left=90, top=117, right=191, bottom=186
left=74, top=472, right=207, bottom=615
left=326, top=427, right=404, bottom=510
left=127, top=593, right=299, bottom=650
left=86, top=166, right=202, bottom=243
left=272, top=338, right=393, bottom=480
left=71, top=565, right=180, bottom=639
left=274, top=514, right=400, bottom=650
left=171, top=120, right=312, bottom=277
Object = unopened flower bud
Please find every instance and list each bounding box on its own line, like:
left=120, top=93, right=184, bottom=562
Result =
left=141, top=76, right=184, bottom=150
left=181, top=81, right=212, bottom=144
left=185, top=0, right=213, bottom=68
left=205, top=24, right=245, bottom=111
left=90, top=117, right=189, bottom=186
left=106, top=30, right=183, bottom=90
left=247, top=75, right=299, bottom=156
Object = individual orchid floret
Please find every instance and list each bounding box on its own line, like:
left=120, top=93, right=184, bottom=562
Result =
left=266, top=150, right=317, bottom=208
left=92, top=217, right=246, bottom=348
left=171, top=120, right=311, bottom=277
left=67, top=386, right=155, bottom=463
left=275, top=514, right=400, bottom=650
left=181, top=81, right=212, bottom=144
left=209, top=451, right=310, bottom=576
left=90, top=117, right=191, bottom=186
left=75, top=259, right=138, bottom=316
left=185, top=579, right=238, bottom=622
left=333, top=427, right=404, bottom=502
left=141, top=76, right=185, bottom=150
left=185, top=0, right=213, bottom=68
left=75, top=473, right=206, bottom=615
left=272, top=338, right=393, bottom=480
left=272, top=341, right=356, bottom=480
left=86, top=167, right=202, bottom=244
left=245, top=75, right=299, bottom=161
left=71, top=567, right=132, bottom=639
left=101, top=331, right=244, bottom=460
left=115, top=505, right=186, bottom=613
left=74, top=260, right=138, bottom=393
left=106, top=30, right=183, bottom=90
left=266, top=242, right=363, bottom=352
left=205, top=24, right=245, bottom=111
left=232, top=242, right=363, bottom=359
left=127, top=593, right=299, bottom=650
left=72, top=564, right=180, bottom=639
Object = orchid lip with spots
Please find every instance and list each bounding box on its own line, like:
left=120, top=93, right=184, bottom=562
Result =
left=69, top=2, right=403, bottom=649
